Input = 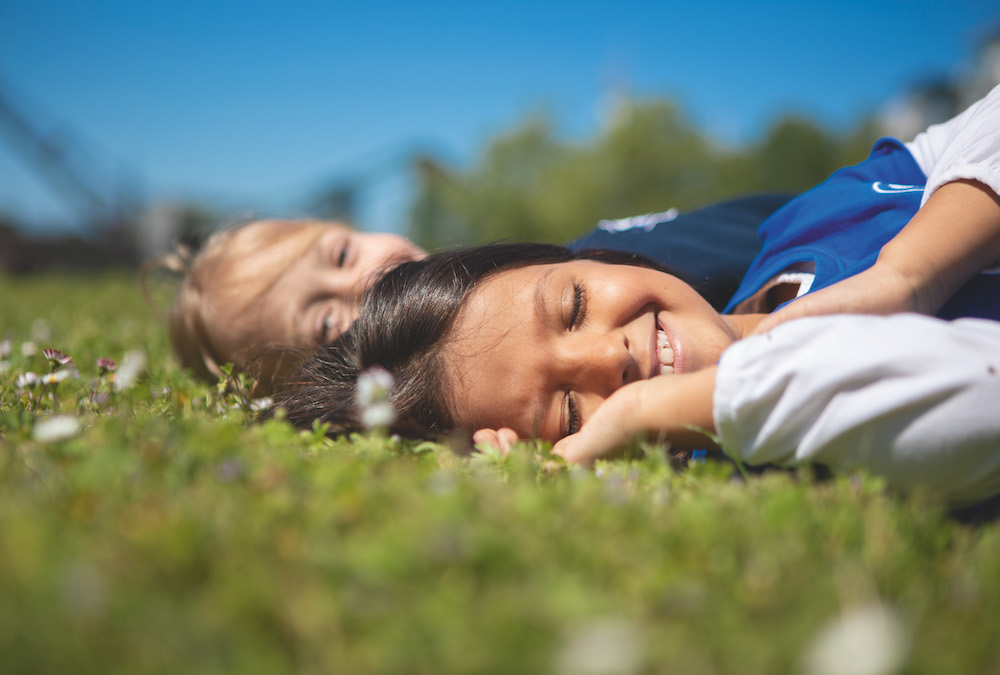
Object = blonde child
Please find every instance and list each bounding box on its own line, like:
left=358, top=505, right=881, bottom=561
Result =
left=154, top=218, right=421, bottom=390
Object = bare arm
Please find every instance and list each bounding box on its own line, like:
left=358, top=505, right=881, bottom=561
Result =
left=877, top=179, right=1000, bottom=312
left=753, top=178, right=1000, bottom=334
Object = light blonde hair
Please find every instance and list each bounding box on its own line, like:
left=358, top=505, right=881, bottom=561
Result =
left=150, top=219, right=337, bottom=386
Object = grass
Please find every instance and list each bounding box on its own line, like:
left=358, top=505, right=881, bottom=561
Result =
left=2, top=271, right=999, bottom=675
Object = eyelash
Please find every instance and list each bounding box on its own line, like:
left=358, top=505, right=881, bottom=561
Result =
left=317, top=313, right=333, bottom=343
left=564, top=281, right=586, bottom=437
left=566, top=394, right=581, bottom=436
left=570, top=282, right=584, bottom=328
left=336, top=241, right=350, bottom=268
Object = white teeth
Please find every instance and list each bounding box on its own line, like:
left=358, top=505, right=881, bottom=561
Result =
left=656, top=328, right=675, bottom=370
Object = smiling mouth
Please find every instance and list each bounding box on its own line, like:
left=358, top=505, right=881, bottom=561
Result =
left=656, top=328, right=675, bottom=375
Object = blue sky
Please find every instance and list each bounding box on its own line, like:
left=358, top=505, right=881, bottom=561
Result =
left=2, top=0, right=998, bottom=235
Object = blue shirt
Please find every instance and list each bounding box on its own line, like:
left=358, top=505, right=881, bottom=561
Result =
left=725, top=138, right=1000, bottom=321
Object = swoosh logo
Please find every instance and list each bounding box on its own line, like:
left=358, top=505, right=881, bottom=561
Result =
left=872, top=181, right=923, bottom=194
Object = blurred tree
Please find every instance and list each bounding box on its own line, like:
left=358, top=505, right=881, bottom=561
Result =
left=411, top=115, right=570, bottom=247
left=408, top=97, right=881, bottom=249
left=750, top=116, right=840, bottom=192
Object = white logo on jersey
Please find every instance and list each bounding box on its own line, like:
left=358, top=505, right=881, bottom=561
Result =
left=872, top=182, right=923, bottom=194
left=598, top=208, right=679, bottom=233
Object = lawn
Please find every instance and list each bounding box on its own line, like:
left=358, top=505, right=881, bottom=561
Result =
left=2, top=272, right=998, bottom=675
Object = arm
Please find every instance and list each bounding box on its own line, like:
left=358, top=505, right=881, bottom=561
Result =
left=716, top=314, right=1000, bottom=504
left=551, top=368, right=719, bottom=467
left=753, top=85, right=1000, bottom=333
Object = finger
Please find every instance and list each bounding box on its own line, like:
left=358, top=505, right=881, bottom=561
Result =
left=473, top=428, right=501, bottom=451
left=496, top=427, right=520, bottom=455
left=552, top=436, right=595, bottom=467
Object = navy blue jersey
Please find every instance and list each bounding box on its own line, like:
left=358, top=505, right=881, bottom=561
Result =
left=725, top=138, right=1000, bottom=321
left=569, top=193, right=793, bottom=310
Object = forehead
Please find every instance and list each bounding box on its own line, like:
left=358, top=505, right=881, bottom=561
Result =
left=199, top=220, right=343, bottom=343
left=445, top=264, right=552, bottom=434
left=228, top=220, right=341, bottom=268
left=205, top=220, right=339, bottom=299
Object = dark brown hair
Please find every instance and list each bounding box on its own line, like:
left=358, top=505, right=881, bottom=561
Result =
left=273, top=242, right=684, bottom=438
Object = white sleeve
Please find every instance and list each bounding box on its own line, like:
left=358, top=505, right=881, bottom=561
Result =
left=713, top=314, right=1000, bottom=504
left=905, top=83, right=1000, bottom=207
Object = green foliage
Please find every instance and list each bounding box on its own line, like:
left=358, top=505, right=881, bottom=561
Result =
left=2, top=273, right=1000, bottom=674
left=409, top=98, right=882, bottom=248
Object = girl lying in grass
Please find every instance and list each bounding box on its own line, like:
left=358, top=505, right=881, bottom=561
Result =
left=276, top=85, right=1000, bottom=504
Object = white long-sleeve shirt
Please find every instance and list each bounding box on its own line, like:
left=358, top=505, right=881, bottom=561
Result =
left=714, top=314, right=1000, bottom=504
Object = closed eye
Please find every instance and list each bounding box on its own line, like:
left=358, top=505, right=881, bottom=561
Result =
left=570, top=282, right=585, bottom=329
left=336, top=240, right=350, bottom=268
left=317, top=312, right=333, bottom=344
left=566, top=392, right=581, bottom=437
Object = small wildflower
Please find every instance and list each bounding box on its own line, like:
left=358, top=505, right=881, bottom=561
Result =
left=356, top=366, right=394, bottom=406
left=356, top=366, right=396, bottom=429
left=113, top=349, right=147, bottom=391
left=43, top=369, right=73, bottom=385
left=803, top=603, right=908, bottom=675
left=249, top=396, right=274, bottom=412
left=0, top=339, right=11, bottom=358
left=96, top=358, right=116, bottom=375
left=215, top=458, right=245, bottom=483
left=42, top=348, right=73, bottom=370
left=21, top=342, right=38, bottom=357
left=361, top=402, right=396, bottom=429
left=554, top=616, right=644, bottom=675
left=33, top=415, right=82, bottom=443
left=17, top=372, right=40, bottom=389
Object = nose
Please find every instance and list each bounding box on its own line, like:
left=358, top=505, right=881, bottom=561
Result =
left=561, top=331, right=638, bottom=397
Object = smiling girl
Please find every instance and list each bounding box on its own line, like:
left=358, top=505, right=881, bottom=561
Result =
left=276, top=85, right=1000, bottom=504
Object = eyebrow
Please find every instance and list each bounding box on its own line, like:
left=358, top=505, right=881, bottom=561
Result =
left=531, top=269, right=556, bottom=438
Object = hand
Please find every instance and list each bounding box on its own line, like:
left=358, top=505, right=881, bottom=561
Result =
left=750, top=263, right=919, bottom=335
left=551, top=382, right=646, bottom=467
left=552, top=370, right=719, bottom=467
left=472, top=427, right=521, bottom=456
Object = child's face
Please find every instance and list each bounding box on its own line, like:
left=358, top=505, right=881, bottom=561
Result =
left=443, top=260, right=742, bottom=441
left=212, top=220, right=424, bottom=362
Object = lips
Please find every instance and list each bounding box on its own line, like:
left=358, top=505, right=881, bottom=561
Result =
left=656, top=327, right=674, bottom=376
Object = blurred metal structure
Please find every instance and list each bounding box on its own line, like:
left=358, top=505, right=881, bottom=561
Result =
left=0, top=81, right=141, bottom=236
left=0, top=79, right=143, bottom=270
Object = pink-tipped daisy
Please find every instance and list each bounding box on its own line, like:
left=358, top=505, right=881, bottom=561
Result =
left=96, top=358, right=117, bottom=375
left=42, top=348, right=73, bottom=369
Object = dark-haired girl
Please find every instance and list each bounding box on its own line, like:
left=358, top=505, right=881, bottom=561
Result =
left=280, top=85, right=1000, bottom=504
